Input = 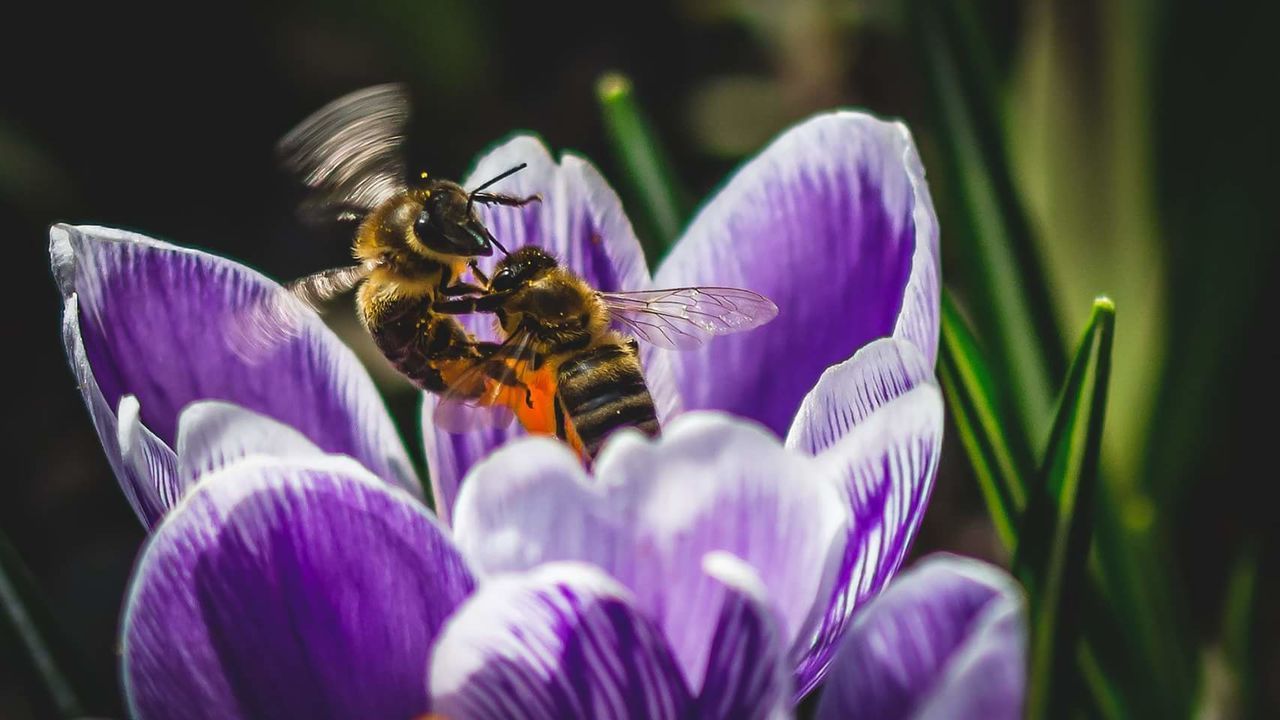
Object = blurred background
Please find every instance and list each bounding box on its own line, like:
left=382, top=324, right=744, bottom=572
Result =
left=2, top=0, right=1275, bottom=717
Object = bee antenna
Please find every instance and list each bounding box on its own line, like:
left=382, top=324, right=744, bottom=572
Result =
left=466, top=162, right=528, bottom=214
left=489, top=235, right=510, bottom=257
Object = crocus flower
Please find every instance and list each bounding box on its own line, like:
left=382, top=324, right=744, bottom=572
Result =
left=429, top=112, right=942, bottom=694
left=118, top=429, right=1024, bottom=719
left=50, top=109, right=993, bottom=714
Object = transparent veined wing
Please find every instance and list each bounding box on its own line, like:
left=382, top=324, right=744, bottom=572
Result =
left=431, top=329, right=539, bottom=433
left=598, top=287, right=779, bottom=350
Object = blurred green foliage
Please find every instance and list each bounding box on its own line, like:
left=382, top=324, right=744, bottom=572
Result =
left=0, top=528, right=102, bottom=718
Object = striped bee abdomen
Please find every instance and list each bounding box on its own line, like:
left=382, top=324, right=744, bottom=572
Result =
left=556, top=343, right=660, bottom=458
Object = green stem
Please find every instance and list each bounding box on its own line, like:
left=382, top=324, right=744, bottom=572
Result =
left=596, top=72, right=690, bottom=263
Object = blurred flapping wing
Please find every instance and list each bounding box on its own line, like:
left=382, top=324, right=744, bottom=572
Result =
left=277, top=83, right=410, bottom=220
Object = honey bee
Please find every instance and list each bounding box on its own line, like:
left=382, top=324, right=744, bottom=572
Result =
left=432, top=246, right=778, bottom=460
left=256, top=84, right=538, bottom=394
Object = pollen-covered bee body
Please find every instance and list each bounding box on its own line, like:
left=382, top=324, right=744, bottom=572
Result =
left=490, top=250, right=660, bottom=457
left=356, top=281, right=481, bottom=393
left=349, top=184, right=490, bottom=392
left=434, top=246, right=779, bottom=461
left=265, top=83, right=536, bottom=395
left=493, top=261, right=606, bottom=355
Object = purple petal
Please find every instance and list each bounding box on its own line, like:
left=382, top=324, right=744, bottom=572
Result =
left=815, top=554, right=1026, bottom=720
left=121, top=455, right=474, bottom=720
left=421, top=394, right=524, bottom=527
left=114, top=396, right=340, bottom=524
left=173, top=400, right=328, bottom=492
left=451, top=413, right=848, bottom=691
left=429, top=562, right=693, bottom=720
left=116, top=395, right=179, bottom=522
left=654, top=112, right=939, bottom=437
left=57, top=267, right=172, bottom=527
left=422, top=138, right=682, bottom=521
left=787, top=340, right=944, bottom=695
left=785, top=338, right=937, bottom=455
left=51, top=224, right=419, bottom=526
left=693, top=553, right=792, bottom=720
left=464, top=135, right=650, bottom=302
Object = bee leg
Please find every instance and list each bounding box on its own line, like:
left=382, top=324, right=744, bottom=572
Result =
left=471, top=191, right=541, bottom=208
left=434, top=292, right=512, bottom=315
left=432, top=298, right=481, bottom=315
left=437, top=266, right=485, bottom=297
left=439, top=281, right=486, bottom=297
left=477, top=358, right=533, bottom=405
left=469, top=340, right=502, bottom=357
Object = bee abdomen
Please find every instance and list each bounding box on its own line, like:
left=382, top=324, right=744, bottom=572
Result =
left=365, top=298, right=474, bottom=393
left=558, top=344, right=659, bottom=458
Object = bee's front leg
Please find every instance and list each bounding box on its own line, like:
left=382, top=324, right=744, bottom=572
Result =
left=471, top=191, right=541, bottom=208
left=433, top=291, right=512, bottom=315
left=437, top=263, right=487, bottom=297
left=438, top=281, right=486, bottom=297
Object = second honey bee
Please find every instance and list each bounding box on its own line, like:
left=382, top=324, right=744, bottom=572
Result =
left=433, top=246, right=778, bottom=460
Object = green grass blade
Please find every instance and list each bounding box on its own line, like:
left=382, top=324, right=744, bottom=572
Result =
left=0, top=527, right=89, bottom=718
left=937, top=290, right=1033, bottom=548
left=941, top=291, right=1134, bottom=718
left=596, top=72, right=690, bottom=263
left=911, top=1, right=1065, bottom=441
left=914, top=2, right=1194, bottom=710
left=1014, top=297, right=1115, bottom=720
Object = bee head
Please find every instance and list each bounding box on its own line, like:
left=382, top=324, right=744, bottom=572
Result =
left=406, top=163, right=528, bottom=259
left=490, top=246, right=559, bottom=292
left=410, top=182, right=498, bottom=258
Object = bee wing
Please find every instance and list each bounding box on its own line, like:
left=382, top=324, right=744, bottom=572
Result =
left=431, top=329, right=539, bottom=433
left=283, top=264, right=371, bottom=309
left=277, top=83, right=409, bottom=221
left=227, top=265, right=370, bottom=364
left=598, top=287, right=779, bottom=350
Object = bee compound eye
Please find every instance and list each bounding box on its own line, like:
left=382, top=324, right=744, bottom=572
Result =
left=492, top=267, right=517, bottom=291
left=413, top=208, right=431, bottom=236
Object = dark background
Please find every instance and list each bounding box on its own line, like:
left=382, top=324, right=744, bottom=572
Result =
left=2, top=1, right=1275, bottom=717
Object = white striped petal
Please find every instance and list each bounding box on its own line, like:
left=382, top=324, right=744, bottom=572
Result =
left=429, top=562, right=693, bottom=720
left=693, top=553, right=792, bottom=720
left=174, top=400, right=328, bottom=492
left=786, top=339, right=944, bottom=695
left=116, top=395, right=179, bottom=521
left=654, top=113, right=939, bottom=437
left=451, top=413, right=849, bottom=694
left=51, top=224, right=420, bottom=527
